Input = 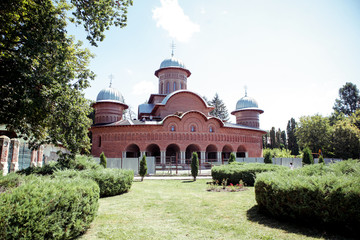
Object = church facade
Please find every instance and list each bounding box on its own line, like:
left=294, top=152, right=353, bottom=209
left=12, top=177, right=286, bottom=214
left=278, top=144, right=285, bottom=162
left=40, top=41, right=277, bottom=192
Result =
left=90, top=54, right=265, bottom=166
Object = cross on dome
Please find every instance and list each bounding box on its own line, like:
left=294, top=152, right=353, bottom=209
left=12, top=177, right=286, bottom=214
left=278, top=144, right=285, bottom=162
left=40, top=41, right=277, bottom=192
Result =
left=109, top=74, right=114, bottom=88
left=171, top=41, right=176, bottom=57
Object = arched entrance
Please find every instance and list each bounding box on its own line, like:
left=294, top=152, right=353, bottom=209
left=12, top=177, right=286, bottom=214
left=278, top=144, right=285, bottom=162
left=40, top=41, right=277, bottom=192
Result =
left=236, top=145, right=247, bottom=158
left=166, top=144, right=180, bottom=164
left=206, top=144, right=217, bottom=162
left=126, top=144, right=140, bottom=158
left=222, top=145, right=233, bottom=164
left=146, top=144, right=161, bottom=164
left=186, top=144, right=200, bottom=164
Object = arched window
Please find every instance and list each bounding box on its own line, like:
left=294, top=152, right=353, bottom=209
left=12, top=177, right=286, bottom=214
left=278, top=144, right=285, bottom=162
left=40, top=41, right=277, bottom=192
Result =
left=173, top=82, right=176, bottom=91
left=166, top=82, right=170, bottom=93
left=191, top=125, right=196, bottom=132
left=180, top=82, right=182, bottom=89
left=160, top=83, right=163, bottom=94
left=98, top=136, right=101, bottom=147
left=170, top=125, right=176, bottom=132
left=209, top=126, right=214, bottom=133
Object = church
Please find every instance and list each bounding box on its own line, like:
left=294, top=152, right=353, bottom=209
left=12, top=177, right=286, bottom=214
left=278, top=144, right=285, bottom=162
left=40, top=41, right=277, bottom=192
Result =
left=90, top=52, right=266, bottom=167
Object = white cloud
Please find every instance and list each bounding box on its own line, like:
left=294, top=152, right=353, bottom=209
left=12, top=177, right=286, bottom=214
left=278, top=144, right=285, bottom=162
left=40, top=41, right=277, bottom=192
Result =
left=200, top=8, right=206, bottom=15
left=132, top=81, right=157, bottom=96
left=126, top=69, right=133, bottom=75
left=152, top=0, right=200, bottom=42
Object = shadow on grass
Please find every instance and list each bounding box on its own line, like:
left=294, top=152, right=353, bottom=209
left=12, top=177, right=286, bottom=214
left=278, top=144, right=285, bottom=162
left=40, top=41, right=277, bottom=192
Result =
left=181, top=180, right=195, bottom=183
left=246, top=205, right=357, bottom=240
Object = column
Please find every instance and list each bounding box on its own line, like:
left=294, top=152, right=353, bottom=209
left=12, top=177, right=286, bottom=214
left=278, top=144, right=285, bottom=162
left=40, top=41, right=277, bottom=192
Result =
left=140, top=151, right=146, bottom=158
left=217, top=152, right=222, bottom=164
left=180, top=151, right=186, bottom=164
left=37, top=145, right=44, bottom=167
left=0, top=136, right=10, bottom=176
left=10, top=139, right=20, bottom=173
left=31, top=150, right=37, bottom=167
left=160, top=151, right=166, bottom=164
left=200, top=151, right=206, bottom=164
left=122, top=151, right=127, bottom=159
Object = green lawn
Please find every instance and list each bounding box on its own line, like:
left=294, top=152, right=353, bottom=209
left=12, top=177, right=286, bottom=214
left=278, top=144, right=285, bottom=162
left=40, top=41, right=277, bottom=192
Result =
left=80, top=179, right=352, bottom=240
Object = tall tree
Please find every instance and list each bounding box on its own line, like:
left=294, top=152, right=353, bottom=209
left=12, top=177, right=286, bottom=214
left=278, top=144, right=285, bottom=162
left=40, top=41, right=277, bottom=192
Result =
left=281, top=130, right=287, bottom=149
left=296, top=115, right=331, bottom=154
left=333, top=82, right=360, bottom=116
left=0, top=0, right=132, bottom=153
left=331, top=119, right=360, bottom=159
left=208, top=93, right=229, bottom=121
left=269, top=127, right=276, bottom=149
left=287, top=118, right=299, bottom=155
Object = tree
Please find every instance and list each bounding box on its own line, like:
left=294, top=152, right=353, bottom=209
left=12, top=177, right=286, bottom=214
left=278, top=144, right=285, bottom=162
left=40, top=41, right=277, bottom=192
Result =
left=296, top=115, right=331, bottom=155
left=318, top=155, right=324, bottom=164
left=331, top=119, right=360, bottom=159
left=100, top=152, right=107, bottom=168
left=263, top=151, right=272, bottom=164
left=281, top=130, right=287, bottom=149
left=139, top=155, right=147, bottom=181
left=0, top=0, right=132, bottom=154
left=228, top=153, right=236, bottom=163
left=191, top=152, right=199, bottom=181
left=208, top=93, right=229, bottom=121
left=333, top=82, right=360, bottom=116
left=270, top=127, right=276, bottom=149
left=302, top=147, right=314, bottom=165
left=287, top=118, right=299, bottom=155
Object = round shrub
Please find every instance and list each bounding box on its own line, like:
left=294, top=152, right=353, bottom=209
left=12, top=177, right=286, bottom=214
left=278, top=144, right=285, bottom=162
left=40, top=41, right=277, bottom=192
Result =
left=255, top=160, right=360, bottom=235
left=0, top=176, right=99, bottom=240
left=55, top=168, right=134, bottom=198
left=211, top=163, right=286, bottom=186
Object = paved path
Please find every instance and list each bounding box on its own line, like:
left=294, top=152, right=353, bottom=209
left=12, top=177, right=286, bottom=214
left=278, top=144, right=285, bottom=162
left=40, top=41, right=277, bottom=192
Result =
left=134, top=175, right=212, bottom=180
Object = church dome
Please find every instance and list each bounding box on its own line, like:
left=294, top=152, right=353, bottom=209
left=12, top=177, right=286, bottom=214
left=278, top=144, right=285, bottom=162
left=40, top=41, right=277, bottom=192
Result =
left=96, top=87, right=125, bottom=103
left=160, top=56, right=186, bottom=69
left=236, top=96, right=259, bottom=110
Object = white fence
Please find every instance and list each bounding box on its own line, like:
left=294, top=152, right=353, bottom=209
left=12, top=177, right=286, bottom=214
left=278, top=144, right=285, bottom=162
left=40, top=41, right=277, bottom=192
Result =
left=94, top=157, right=156, bottom=175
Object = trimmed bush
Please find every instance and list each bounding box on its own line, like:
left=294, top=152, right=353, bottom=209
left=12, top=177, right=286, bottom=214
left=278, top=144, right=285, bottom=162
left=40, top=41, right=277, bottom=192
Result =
left=211, top=163, right=286, bottom=186
left=0, top=176, right=99, bottom=239
left=139, top=155, right=147, bottom=181
left=55, top=168, right=134, bottom=198
left=302, top=147, right=313, bottom=165
left=191, top=152, right=199, bottom=181
left=263, top=151, right=272, bottom=164
left=318, top=155, right=324, bottom=164
left=255, top=160, right=360, bottom=235
left=100, top=152, right=107, bottom=168
left=228, top=153, right=236, bottom=163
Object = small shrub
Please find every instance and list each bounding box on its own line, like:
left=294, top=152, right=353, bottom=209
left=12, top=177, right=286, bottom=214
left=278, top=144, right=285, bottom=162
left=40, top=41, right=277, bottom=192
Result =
left=302, top=147, right=314, bottom=165
left=263, top=151, right=272, bottom=164
left=318, top=155, right=324, bottom=164
left=228, top=153, right=236, bottom=163
left=211, top=163, right=285, bottom=186
left=55, top=168, right=134, bottom=198
left=100, top=152, right=107, bottom=168
left=139, top=155, right=147, bottom=181
left=0, top=176, right=99, bottom=239
left=191, top=152, right=199, bottom=181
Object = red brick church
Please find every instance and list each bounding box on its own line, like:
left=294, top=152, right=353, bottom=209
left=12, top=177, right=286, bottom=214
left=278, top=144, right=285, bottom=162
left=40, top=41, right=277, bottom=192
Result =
left=90, top=53, right=265, bottom=166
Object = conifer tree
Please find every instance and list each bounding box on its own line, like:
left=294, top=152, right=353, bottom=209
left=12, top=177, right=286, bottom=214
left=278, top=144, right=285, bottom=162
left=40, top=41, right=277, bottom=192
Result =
left=139, top=155, right=147, bottom=181
left=191, top=152, right=199, bottom=181
left=318, top=154, right=324, bottom=164
left=287, top=118, right=299, bottom=155
left=208, top=93, right=229, bottom=121
left=228, top=153, right=236, bottom=163
left=302, top=147, right=314, bottom=165
left=100, top=152, right=107, bottom=168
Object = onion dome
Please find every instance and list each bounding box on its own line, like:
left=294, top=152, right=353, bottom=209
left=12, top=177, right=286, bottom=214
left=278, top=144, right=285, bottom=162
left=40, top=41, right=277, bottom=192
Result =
left=96, top=87, right=125, bottom=103
left=235, top=96, right=259, bottom=110
left=159, top=56, right=186, bottom=69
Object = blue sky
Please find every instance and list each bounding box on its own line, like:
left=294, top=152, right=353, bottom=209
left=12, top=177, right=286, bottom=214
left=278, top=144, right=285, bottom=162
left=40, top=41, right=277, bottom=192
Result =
left=68, top=0, right=360, bottom=131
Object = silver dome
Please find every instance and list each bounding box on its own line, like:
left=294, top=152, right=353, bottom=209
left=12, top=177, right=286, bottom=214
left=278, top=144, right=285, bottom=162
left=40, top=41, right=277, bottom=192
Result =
left=96, top=87, right=125, bottom=103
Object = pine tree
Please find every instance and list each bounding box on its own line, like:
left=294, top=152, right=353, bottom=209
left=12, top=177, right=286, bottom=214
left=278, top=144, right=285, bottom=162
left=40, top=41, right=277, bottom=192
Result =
left=139, top=155, right=147, bottom=181
left=270, top=127, right=276, bottom=149
left=302, top=147, right=314, bottom=165
left=208, top=93, right=229, bottom=121
left=191, top=152, right=199, bottom=181
left=318, top=155, right=324, bottom=164
left=333, top=82, right=360, bottom=116
left=287, top=118, right=299, bottom=155
left=100, top=152, right=107, bottom=168
left=228, top=153, right=236, bottom=163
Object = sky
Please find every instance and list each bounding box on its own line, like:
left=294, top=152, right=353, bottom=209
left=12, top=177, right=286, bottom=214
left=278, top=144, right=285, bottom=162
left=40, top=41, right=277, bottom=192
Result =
left=67, top=0, right=360, bottom=131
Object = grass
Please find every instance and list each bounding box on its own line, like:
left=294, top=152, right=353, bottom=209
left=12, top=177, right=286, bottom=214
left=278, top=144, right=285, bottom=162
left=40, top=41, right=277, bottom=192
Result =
left=80, top=179, right=354, bottom=240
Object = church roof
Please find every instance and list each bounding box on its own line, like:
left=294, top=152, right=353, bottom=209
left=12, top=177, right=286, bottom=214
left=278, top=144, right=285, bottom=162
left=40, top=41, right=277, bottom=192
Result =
left=235, top=96, right=259, bottom=110
left=159, top=56, right=186, bottom=69
left=96, top=87, right=125, bottom=103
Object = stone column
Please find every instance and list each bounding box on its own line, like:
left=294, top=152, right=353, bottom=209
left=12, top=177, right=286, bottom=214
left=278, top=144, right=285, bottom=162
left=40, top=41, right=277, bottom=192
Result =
left=122, top=151, right=127, bottom=159
left=140, top=151, right=146, bottom=158
left=180, top=151, right=186, bottom=164
left=0, top=136, right=10, bottom=176
left=217, top=152, right=222, bottom=164
left=10, top=139, right=20, bottom=172
left=160, top=151, right=166, bottom=164
left=37, top=145, right=44, bottom=168
left=200, top=151, right=206, bottom=164
left=31, top=150, right=38, bottom=167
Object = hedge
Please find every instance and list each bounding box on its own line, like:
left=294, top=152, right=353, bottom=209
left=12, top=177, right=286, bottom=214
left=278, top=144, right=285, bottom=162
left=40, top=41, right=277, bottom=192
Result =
left=255, top=160, right=360, bottom=235
left=55, top=168, right=134, bottom=198
left=211, top=163, right=286, bottom=186
left=0, top=176, right=99, bottom=240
